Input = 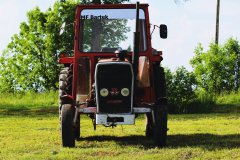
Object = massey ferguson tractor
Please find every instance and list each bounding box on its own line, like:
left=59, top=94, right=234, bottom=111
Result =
left=58, top=2, right=168, bottom=147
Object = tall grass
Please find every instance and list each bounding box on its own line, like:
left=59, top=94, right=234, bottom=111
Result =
left=185, top=89, right=216, bottom=113
left=168, top=89, right=216, bottom=114
left=169, top=90, right=240, bottom=114
left=214, top=91, right=240, bottom=113
left=216, top=91, right=240, bottom=105
left=0, top=91, right=58, bottom=111
left=0, top=90, right=239, bottom=114
left=186, top=91, right=240, bottom=114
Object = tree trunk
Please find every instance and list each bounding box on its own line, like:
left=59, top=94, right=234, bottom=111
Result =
left=90, top=20, right=102, bottom=52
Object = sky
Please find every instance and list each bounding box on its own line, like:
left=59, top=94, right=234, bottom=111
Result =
left=0, top=0, right=240, bottom=71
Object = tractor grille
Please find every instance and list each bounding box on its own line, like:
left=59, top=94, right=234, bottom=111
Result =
left=95, top=62, right=133, bottom=113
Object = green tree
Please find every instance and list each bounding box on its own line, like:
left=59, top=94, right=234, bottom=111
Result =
left=165, top=67, right=196, bottom=113
left=0, top=1, right=77, bottom=92
left=190, top=38, right=240, bottom=94
left=81, top=19, right=130, bottom=52
left=0, top=0, right=130, bottom=92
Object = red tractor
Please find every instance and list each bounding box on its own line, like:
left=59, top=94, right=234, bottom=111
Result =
left=59, top=2, right=168, bottom=147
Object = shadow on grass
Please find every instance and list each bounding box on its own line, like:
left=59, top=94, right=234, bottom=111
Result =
left=0, top=107, right=58, bottom=116
left=80, top=134, right=240, bottom=150
left=80, top=135, right=155, bottom=148
left=168, top=134, right=240, bottom=150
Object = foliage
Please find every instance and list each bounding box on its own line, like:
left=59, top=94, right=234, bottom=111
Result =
left=0, top=0, right=77, bottom=92
left=213, top=91, right=240, bottom=113
left=0, top=0, right=129, bottom=92
left=190, top=38, right=240, bottom=94
left=216, top=91, right=240, bottom=105
left=184, top=88, right=216, bottom=113
left=0, top=113, right=239, bottom=159
left=165, top=66, right=196, bottom=113
left=81, top=18, right=130, bottom=52
left=0, top=0, right=239, bottom=115
left=166, top=38, right=240, bottom=113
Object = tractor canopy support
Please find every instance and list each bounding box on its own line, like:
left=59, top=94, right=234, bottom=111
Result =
left=132, top=2, right=140, bottom=95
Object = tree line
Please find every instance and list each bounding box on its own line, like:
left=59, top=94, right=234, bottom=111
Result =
left=166, top=38, right=240, bottom=113
left=0, top=0, right=129, bottom=92
left=0, top=0, right=239, bottom=113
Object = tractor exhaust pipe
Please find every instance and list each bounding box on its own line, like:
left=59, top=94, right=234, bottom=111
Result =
left=132, top=1, right=140, bottom=88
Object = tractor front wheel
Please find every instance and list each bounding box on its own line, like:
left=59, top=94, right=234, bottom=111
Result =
left=145, top=112, right=153, bottom=138
left=61, top=104, right=75, bottom=147
left=145, top=105, right=167, bottom=147
left=152, top=105, right=168, bottom=147
left=74, top=113, right=80, bottom=140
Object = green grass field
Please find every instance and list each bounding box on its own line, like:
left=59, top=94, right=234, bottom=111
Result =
left=0, top=92, right=239, bottom=159
left=0, top=112, right=239, bottom=160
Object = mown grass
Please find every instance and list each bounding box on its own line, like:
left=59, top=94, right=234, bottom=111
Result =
left=0, top=92, right=239, bottom=159
left=0, top=113, right=239, bottom=160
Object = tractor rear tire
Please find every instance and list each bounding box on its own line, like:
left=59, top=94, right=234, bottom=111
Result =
left=61, top=104, right=75, bottom=147
left=59, top=67, right=72, bottom=99
left=59, top=67, right=81, bottom=141
left=59, top=67, right=72, bottom=122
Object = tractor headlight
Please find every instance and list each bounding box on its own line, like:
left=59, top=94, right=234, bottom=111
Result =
left=100, top=88, right=109, bottom=97
left=121, top=88, right=130, bottom=97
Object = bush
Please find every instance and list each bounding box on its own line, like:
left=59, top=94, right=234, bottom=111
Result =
left=165, top=67, right=197, bottom=113
left=168, top=92, right=215, bottom=114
